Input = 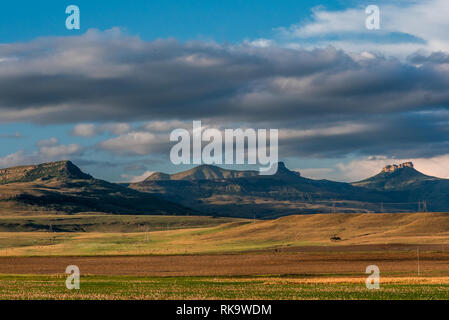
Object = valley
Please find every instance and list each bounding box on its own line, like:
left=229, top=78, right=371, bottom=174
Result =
left=1, top=160, right=449, bottom=299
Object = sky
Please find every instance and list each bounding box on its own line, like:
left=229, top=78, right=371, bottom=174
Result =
left=1, top=0, right=449, bottom=182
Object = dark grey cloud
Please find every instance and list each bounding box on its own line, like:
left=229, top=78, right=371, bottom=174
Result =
left=3, top=29, right=449, bottom=159
left=408, top=51, right=449, bottom=65
left=278, top=111, right=449, bottom=159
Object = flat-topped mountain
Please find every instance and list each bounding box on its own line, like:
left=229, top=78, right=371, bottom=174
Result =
left=381, top=162, right=414, bottom=173
left=352, top=162, right=441, bottom=191
left=351, top=162, right=449, bottom=211
left=0, top=160, right=92, bottom=184
left=0, top=161, right=189, bottom=215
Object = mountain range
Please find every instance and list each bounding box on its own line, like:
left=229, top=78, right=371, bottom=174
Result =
left=0, top=160, right=447, bottom=217
left=129, top=161, right=448, bottom=217
left=0, top=160, right=188, bottom=215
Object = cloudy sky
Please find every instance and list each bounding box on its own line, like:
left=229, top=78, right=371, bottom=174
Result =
left=1, top=0, right=449, bottom=182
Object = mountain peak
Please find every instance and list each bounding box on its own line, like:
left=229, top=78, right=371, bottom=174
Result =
left=145, top=172, right=171, bottom=181
left=272, top=161, right=301, bottom=177
left=276, top=161, right=287, bottom=171
left=0, top=160, right=92, bottom=184
left=381, top=162, right=414, bottom=173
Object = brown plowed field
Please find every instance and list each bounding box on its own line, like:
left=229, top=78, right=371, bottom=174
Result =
left=1, top=244, right=448, bottom=277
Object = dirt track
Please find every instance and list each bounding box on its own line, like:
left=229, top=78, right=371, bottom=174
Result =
left=1, top=244, right=448, bottom=276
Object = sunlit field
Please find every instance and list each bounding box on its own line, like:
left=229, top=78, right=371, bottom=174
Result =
left=1, top=213, right=449, bottom=300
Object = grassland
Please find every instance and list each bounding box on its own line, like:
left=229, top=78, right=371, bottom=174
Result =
left=0, top=214, right=241, bottom=233
left=1, top=212, right=449, bottom=299
left=1, top=212, right=449, bottom=256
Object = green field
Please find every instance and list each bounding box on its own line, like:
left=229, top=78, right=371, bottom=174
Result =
left=1, top=274, right=448, bottom=300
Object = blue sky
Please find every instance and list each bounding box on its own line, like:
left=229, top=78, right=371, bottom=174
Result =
left=2, top=0, right=449, bottom=182
left=0, top=1, right=354, bottom=43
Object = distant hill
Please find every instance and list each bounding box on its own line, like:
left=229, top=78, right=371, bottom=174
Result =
left=352, top=162, right=449, bottom=211
left=352, top=162, right=441, bottom=190
left=146, top=164, right=259, bottom=181
left=0, top=161, right=190, bottom=215
left=130, top=162, right=402, bottom=218
left=0, top=160, right=92, bottom=184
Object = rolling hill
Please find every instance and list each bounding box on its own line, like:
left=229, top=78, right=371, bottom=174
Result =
left=2, top=212, right=449, bottom=256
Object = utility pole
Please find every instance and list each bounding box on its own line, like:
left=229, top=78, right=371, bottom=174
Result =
left=417, top=247, right=420, bottom=276
left=423, top=200, right=427, bottom=212
left=380, top=201, right=384, bottom=213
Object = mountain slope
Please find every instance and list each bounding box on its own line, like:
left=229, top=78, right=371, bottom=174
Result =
left=130, top=162, right=399, bottom=217
left=0, top=161, right=190, bottom=215
left=0, top=160, right=92, bottom=184
left=146, top=164, right=259, bottom=181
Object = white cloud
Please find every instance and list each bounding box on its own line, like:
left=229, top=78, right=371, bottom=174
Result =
left=126, top=170, right=155, bottom=183
left=0, top=139, right=83, bottom=168
left=72, top=123, right=96, bottom=137
left=102, top=123, right=130, bottom=135
left=180, top=54, right=225, bottom=67
left=144, top=120, right=189, bottom=133
left=245, top=38, right=275, bottom=48
left=279, top=123, right=370, bottom=140
left=0, top=151, right=26, bottom=168
left=71, top=123, right=131, bottom=137
left=299, top=167, right=335, bottom=179
left=36, top=137, right=59, bottom=147
left=278, top=0, right=449, bottom=58
left=100, top=131, right=163, bottom=155
left=283, top=7, right=365, bottom=38
left=39, top=144, right=82, bottom=158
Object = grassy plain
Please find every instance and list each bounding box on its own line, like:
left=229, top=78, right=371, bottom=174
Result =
left=0, top=212, right=449, bottom=299
left=1, top=212, right=449, bottom=256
